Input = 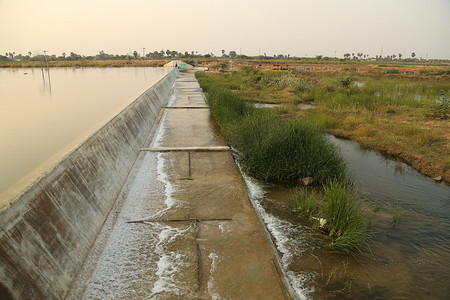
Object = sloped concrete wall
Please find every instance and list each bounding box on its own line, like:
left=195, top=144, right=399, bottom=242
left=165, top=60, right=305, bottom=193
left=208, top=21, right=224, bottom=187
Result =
left=0, top=68, right=178, bottom=299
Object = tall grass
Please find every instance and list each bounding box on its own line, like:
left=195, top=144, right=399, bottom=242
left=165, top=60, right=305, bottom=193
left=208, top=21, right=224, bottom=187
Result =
left=310, top=77, right=448, bottom=110
left=197, top=72, right=375, bottom=253
left=196, top=72, right=346, bottom=184
left=292, top=181, right=373, bottom=253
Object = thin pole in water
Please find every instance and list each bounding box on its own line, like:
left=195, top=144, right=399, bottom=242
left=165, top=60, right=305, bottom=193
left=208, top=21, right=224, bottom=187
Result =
left=43, top=51, right=49, bottom=70
left=43, top=51, right=52, bottom=94
left=41, top=68, right=46, bottom=90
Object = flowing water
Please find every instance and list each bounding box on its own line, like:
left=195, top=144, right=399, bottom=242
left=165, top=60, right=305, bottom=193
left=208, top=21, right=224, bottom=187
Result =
left=0, top=67, right=168, bottom=203
left=242, top=135, right=450, bottom=299
left=68, top=74, right=289, bottom=299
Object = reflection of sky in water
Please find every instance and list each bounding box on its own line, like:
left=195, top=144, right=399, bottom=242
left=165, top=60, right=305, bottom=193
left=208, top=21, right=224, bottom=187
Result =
left=0, top=67, right=168, bottom=199
left=328, top=135, right=450, bottom=246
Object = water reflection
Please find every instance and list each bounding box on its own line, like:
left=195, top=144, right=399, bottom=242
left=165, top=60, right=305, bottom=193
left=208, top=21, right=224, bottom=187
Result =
left=40, top=68, right=52, bottom=95
left=0, top=67, right=168, bottom=204
left=328, top=135, right=449, bottom=222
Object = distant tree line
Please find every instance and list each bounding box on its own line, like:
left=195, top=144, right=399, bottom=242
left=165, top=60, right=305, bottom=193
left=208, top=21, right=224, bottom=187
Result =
left=0, top=49, right=222, bottom=62
left=340, top=51, right=422, bottom=62
left=1, top=50, right=448, bottom=63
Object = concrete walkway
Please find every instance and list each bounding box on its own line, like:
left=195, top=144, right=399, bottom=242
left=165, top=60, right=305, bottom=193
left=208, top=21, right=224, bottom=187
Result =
left=67, top=72, right=292, bottom=299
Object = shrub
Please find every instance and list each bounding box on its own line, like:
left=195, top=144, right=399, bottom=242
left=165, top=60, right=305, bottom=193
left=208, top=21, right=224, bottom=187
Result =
left=427, top=97, right=449, bottom=120
left=386, top=69, right=400, bottom=74
left=338, top=75, right=356, bottom=88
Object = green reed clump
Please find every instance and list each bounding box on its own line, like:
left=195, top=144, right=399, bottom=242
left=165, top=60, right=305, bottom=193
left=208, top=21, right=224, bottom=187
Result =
left=234, top=110, right=346, bottom=182
left=292, top=187, right=320, bottom=220
left=196, top=72, right=346, bottom=184
left=291, top=180, right=373, bottom=253
left=391, top=206, right=401, bottom=227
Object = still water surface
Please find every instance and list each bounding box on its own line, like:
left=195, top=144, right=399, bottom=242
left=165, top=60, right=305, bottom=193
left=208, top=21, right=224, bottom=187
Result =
left=0, top=67, right=168, bottom=204
left=244, top=135, right=450, bottom=299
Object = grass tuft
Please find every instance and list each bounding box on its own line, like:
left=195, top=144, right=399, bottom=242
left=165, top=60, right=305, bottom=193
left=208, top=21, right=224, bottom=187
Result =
left=292, top=180, right=373, bottom=253
left=392, top=206, right=401, bottom=227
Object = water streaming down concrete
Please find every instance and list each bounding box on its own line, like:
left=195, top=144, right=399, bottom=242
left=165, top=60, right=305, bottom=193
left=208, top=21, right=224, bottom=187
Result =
left=39, top=71, right=292, bottom=299
left=0, top=69, right=178, bottom=299
left=64, top=72, right=293, bottom=299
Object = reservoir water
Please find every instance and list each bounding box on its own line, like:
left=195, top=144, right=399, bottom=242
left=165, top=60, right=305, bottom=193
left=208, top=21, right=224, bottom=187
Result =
left=0, top=67, right=168, bottom=206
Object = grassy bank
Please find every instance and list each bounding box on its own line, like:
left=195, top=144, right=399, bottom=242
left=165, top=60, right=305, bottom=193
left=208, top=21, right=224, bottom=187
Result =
left=197, top=72, right=375, bottom=253
left=302, top=76, right=449, bottom=181
left=200, top=66, right=450, bottom=182
left=196, top=72, right=346, bottom=184
left=196, top=63, right=448, bottom=252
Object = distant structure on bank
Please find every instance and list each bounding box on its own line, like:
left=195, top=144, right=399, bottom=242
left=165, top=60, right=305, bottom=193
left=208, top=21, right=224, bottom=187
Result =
left=164, top=60, right=208, bottom=71
left=164, top=60, right=192, bottom=70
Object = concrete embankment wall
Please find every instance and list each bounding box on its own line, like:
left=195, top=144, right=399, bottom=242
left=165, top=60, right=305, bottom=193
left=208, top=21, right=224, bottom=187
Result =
left=0, top=68, right=179, bottom=299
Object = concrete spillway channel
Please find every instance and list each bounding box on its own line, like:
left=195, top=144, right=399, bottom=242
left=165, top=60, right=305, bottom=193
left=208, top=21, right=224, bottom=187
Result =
left=1, top=70, right=293, bottom=299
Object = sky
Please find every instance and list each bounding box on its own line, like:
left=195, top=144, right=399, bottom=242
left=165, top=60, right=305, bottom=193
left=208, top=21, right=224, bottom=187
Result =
left=1, top=0, right=449, bottom=59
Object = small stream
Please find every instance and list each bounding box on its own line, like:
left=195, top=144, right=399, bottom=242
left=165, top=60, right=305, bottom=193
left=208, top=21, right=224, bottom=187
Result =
left=242, top=135, right=450, bottom=299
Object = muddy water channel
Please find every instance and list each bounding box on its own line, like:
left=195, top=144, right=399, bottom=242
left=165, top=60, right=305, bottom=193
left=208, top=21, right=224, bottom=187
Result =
left=242, top=135, right=450, bottom=299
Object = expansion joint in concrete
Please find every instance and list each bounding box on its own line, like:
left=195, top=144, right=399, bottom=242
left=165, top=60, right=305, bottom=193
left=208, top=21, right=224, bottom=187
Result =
left=194, top=219, right=202, bottom=293
left=127, top=218, right=232, bottom=224
left=140, top=146, right=230, bottom=152
left=163, top=106, right=209, bottom=109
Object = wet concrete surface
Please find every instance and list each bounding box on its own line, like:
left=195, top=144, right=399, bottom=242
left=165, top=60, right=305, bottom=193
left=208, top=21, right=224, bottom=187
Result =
left=67, top=72, right=292, bottom=299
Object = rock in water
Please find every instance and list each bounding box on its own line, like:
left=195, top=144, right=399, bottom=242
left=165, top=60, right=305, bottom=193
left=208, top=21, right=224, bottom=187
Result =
left=433, top=176, right=443, bottom=182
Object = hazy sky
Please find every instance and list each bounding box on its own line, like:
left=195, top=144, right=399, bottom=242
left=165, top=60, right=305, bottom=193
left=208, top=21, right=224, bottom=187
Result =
left=1, top=0, right=449, bottom=59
